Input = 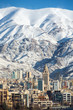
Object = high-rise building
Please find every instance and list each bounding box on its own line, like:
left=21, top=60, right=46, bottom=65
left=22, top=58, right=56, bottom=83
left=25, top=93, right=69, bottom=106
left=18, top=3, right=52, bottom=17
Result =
left=12, top=71, right=17, bottom=79
left=53, top=91, right=63, bottom=103
left=43, top=64, right=50, bottom=90
left=26, top=72, right=31, bottom=79
left=59, top=75, right=63, bottom=89
left=17, top=69, right=20, bottom=79
left=19, top=69, right=23, bottom=79
left=63, top=92, right=71, bottom=104
left=12, top=93, right=24, bottom=108
left=70, top=80, right=73, bottom=88
left=0, top=89, right=9, bottom=105
left=62, top=81, right=70, bottom=89
left=33, top=75, right=38, bottom=89
left=12, top=69, right=23, bottom=79
left=38, top=78, right=44, bottom=91
left=12, top=71, right=16, bottom=79
left=53, top=80, right=60, bottom=91
left=27, top=82, right=32, bottom=90
left=23, top=94, right=29, bottom=107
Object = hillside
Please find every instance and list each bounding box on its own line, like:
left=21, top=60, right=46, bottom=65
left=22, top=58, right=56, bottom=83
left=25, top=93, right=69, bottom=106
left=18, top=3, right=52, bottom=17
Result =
left=0, top=7, right=73, bottom=78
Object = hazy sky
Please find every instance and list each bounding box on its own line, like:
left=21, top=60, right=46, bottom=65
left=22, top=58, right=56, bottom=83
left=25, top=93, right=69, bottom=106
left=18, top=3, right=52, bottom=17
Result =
left=0, top=0, right=73, bottom=10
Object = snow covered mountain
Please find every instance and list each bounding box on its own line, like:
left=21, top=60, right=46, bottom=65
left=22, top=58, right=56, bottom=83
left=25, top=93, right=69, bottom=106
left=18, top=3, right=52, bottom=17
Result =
left=0, top=7, right=73, bottom=78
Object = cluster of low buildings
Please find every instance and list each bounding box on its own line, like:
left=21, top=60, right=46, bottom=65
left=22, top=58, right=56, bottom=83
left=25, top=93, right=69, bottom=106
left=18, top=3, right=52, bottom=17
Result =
left=0, top=64, right=73, bottom=109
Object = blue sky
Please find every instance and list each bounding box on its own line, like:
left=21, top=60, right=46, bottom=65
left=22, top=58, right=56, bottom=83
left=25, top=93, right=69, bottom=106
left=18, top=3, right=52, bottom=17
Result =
left=0, top=0, right=73, bottom=10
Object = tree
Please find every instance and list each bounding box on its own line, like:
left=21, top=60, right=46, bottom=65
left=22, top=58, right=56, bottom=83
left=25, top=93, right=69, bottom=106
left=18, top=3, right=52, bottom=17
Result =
left=2, top=102, right=10, bottom=110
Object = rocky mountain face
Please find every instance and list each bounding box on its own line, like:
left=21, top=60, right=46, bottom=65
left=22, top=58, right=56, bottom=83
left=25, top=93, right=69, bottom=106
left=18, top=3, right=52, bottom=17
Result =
left=0, top=7, right=73, bottom=79
left=34, top=38, right=73, bottom=79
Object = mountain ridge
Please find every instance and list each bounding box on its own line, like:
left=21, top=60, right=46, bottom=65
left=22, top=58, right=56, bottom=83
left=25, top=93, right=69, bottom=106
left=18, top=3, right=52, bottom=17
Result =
left=0, top=7, right=73, bottom=79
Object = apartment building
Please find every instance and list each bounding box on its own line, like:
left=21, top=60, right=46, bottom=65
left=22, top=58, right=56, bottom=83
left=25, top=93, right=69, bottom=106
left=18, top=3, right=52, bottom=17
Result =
left=63, top=92, right=71, bottom=104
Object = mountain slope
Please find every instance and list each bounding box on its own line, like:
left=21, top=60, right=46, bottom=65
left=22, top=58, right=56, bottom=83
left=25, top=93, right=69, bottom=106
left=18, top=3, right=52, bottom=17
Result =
left=0, top=7, right=73, bottom=78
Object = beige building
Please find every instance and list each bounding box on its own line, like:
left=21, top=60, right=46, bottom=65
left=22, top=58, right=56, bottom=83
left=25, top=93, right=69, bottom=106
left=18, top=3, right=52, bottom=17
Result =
left=0, top=89, right=9, bottom=105
left=33, top=94, right=52, bottom=108
left=63, top=92, right=71, bottom=104
left=43, top=64, right=50, bottom=90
